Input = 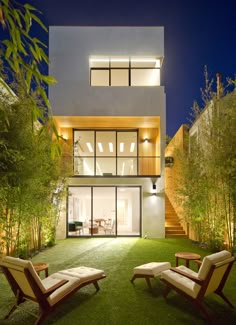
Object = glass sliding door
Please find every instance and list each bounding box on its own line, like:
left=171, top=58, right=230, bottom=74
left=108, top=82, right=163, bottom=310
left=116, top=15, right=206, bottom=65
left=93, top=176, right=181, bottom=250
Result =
left=117, top=187, right=141, bottom=235
left=67, top=186, right=141, bottom=237
left=93, top=187, right=116, bottom=236
left=67, top=187, right=91, bottom=236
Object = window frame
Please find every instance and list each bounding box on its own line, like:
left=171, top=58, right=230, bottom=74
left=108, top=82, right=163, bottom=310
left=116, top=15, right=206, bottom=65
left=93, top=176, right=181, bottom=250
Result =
left=73, top=129, right=138, bottom=176
left=90, top=58, right=160, bottom=86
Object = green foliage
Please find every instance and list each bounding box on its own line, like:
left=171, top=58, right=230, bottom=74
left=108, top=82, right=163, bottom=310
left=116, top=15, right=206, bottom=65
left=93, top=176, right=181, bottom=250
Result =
left=0, top=1, right=64, bottom=256
left=1, top=238, right=236, bottom=323
left=0, top=0, right=56, bottom=94
left=175, top=80, right=236, bottom=251
left=0, top=82, right=64, bottom=256
left=0, top=0, right=59, bottom=141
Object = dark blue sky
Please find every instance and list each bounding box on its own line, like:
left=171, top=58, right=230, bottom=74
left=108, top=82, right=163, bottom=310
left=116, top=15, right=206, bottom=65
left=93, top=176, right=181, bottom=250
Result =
left=27, top=0, right=236, bottom=136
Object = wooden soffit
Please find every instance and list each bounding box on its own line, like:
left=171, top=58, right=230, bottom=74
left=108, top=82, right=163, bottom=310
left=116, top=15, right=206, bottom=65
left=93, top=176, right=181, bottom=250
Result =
left=53, top=116, right=160, bottom=129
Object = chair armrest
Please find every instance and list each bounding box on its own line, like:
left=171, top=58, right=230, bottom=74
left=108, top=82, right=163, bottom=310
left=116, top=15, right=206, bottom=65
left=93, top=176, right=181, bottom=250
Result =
left=169, top=267, right=204, bottom=285
left=43, top=279, right=69, bottom=297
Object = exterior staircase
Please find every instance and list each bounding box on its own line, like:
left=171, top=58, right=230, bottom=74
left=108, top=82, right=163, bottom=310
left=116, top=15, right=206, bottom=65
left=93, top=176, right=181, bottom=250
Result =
left=165, top=195, right=188, bottom=238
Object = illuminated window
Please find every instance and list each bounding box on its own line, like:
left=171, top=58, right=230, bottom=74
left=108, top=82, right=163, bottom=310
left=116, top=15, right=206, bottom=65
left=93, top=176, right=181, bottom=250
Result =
left=91, top=70, right=109, bottom=86
left=90, top=57, right=161, bottom=86
left=67, top=186, right=141, bottom=237
left=73, top=130, right=137, bottom=176
left=73, top=129, right=160, bottom=177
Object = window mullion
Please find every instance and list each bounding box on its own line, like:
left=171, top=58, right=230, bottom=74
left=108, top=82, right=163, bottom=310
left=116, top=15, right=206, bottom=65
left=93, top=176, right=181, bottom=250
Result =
left=116, top=131, right=118, bottom=175
left=94, top=131, right=96, bottom=175
left=129, top=58, right=131, bottom=86
left=109, top=59, right=111, bottom=86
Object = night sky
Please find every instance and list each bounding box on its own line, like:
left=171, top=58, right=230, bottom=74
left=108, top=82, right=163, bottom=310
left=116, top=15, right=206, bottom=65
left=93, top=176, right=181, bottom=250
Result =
left=13, top=1, right=236, bottom=136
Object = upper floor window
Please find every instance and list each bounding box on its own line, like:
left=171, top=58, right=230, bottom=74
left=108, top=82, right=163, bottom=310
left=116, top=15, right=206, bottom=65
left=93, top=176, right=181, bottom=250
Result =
left=74, top=130, right=138, bottom=176
left=90, top=57, right=161, bottom=87
left=73, top=129, right=161, bottom=177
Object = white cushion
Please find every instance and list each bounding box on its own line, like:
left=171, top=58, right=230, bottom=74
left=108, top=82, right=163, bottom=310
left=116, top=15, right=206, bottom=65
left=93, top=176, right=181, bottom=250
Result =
left=44, top=267, right=105, bottom=305
left=42, top=273, right=82, bottom=305
left=1, top=256, right=45, bottom=295
left=198, top=250, right=231, bottom=280
left=161, top=265, right=201, bottom=298
left=59, top=266, right=105, bottom=283
left=133, top=262, right=171, bottom=277
left=1, top=257, right=106, bottom=307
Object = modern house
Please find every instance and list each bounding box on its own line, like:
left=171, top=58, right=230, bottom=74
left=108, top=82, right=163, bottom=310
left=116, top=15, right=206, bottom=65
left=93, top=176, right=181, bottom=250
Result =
left=49, top=26, right=166, bottom=239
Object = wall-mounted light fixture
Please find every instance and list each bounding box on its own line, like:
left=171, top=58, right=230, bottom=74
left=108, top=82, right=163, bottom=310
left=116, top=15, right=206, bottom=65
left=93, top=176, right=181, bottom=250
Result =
left=165, top=156, right=174, bottom=167
left=152, top=184, right=156, bottom=190
left=143, top=138, right=150, bottom=143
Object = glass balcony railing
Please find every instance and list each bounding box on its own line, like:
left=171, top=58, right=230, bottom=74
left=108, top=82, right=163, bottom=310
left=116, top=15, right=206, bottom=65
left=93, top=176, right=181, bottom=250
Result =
left=73, top=156, right=160, bottom=176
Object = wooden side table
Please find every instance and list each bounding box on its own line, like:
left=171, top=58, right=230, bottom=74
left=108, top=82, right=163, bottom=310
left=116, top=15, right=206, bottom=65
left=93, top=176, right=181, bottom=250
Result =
left=175, top=252, right=201, bottom=268
left=33, top=262, right=49, bottom=277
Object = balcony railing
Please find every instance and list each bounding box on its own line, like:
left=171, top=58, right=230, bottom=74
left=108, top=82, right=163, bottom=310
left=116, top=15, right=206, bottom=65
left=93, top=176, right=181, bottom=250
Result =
left=73, top=156, right=160, bottom=176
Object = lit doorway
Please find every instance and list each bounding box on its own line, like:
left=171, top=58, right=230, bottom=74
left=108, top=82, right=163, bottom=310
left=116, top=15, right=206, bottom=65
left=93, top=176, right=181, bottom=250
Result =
left=67, top=186, right=141, bottom=237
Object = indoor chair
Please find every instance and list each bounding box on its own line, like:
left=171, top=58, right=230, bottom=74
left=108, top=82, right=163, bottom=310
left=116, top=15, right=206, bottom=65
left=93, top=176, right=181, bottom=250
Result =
left=103, top=219, right=115, bottom=234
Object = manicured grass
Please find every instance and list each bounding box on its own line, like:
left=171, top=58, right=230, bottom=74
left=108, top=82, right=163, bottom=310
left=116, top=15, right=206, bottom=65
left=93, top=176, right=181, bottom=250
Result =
left=0, top=238, right=236, bottom=324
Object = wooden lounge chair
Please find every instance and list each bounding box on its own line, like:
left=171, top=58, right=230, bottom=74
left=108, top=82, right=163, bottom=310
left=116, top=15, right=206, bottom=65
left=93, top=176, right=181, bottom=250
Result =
left=0, top=256, right=106, bottom=324
left=160, top=250, right=235, bottom=322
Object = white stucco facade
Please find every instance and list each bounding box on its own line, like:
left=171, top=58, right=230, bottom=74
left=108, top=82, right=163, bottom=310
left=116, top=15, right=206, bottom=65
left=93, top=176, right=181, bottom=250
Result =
left=49, top=26, right=166, bottom=239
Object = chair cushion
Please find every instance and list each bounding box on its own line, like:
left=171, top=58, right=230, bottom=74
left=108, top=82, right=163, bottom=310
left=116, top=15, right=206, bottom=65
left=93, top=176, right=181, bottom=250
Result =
left=58, top=266, right=105, bottom=283
left=1, top=256, right=45, bottom=295
left=1, top=257, right=106, bottom=308
left=198, top=250, right=231, bottom=280
left=133, top=262, right=171, bottom=277
left=42, top=272, right=82, bottom=305
left=161, top=265, right=201, bottom=298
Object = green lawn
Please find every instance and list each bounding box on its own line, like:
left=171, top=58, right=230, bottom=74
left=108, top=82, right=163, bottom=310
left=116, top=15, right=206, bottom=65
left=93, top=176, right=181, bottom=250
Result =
left=0, top=238, right=236, bottom=324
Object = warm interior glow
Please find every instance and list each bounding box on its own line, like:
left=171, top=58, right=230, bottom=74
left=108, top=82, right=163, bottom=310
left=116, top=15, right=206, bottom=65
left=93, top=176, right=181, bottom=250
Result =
left=84, top=160, right=93, bottom=174
left=98, top=142, right=103, bottom=152
left=96, top=161, right=103, bottom=175
left=110, top=58, right=129, bottom=62
left=90, top=57, right=161, bottom=86
left=61, top=134, right=68, bottom=140
left=131, top=58, right=160, bottom=67
left=109, top=142, right=113, bottom=152
left=130, top=142, right=135, bottom=152
left=90, top=57, right=160, bottom=65
left=121, top=162, right=125, bottom=176
left=90, top=58, right=109, bottom=62
left=120, top=142, right=124, bottom=152
left=86, top=142, right=93, bottom=152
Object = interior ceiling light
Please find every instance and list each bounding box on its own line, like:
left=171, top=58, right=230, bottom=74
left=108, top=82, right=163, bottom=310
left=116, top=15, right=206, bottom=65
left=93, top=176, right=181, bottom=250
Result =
left=90, top=57, right=160, bottom=65
left=90, top=58, right=109, bottom=62
left=130, top=142, right=135, bottom=152
left=86, top=142, right=93, bottom=152
left=131, top=58, right=157, bottom=62
left=109, top=142, right=113, bottom=152
left=120, top=142, right=124, bottom=152
left=110, top=58, right=129, bottom=62
left=98, top=142, right=103, bottom=152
